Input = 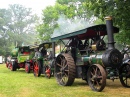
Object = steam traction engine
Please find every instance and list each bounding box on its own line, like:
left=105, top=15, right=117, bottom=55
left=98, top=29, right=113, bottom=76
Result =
left=8, top=46, right=32, bottom=71
left=51, top=16, right=130, bottom=92
left=32, top=42, right=55, bottom=79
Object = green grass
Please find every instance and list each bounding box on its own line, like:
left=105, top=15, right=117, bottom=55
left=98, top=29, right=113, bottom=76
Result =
left=0, top=64, right=130, bottom=97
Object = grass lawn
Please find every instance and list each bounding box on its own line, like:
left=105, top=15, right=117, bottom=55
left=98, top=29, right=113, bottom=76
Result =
left=0, top=64, right=130, bottom=97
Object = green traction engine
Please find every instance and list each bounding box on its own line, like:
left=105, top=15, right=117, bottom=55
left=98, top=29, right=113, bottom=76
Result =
left=32, top=42, right=55, bottom=79
left=51, top=16, right=130, bottom=92
left=9, top=45, right=32, bottom=71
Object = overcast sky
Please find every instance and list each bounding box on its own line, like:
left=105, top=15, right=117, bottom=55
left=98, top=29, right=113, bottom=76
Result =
left=0, top=0, right=56, bottom=15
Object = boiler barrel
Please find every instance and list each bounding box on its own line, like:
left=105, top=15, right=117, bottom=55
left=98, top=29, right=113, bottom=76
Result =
left=82, top=55, right=104, bottom=66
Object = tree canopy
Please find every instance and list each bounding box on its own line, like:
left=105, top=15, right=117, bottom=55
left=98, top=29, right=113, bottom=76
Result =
left=37, top=0, right=130, bottom=45
left=37, top=0, right=94, bottom=41
left=0, top=4, right=39, bottom=55
left=85, top=0, right=130, bottom=44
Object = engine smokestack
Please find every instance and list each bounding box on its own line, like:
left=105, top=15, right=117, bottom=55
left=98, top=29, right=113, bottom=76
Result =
left=105, top=16, right=115, bottom=49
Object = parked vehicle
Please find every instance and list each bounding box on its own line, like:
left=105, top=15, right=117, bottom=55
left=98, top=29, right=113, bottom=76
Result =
left=6, top=45, right=32, bottom=71
left=119, top=44, right=130, bottom=87
left=32, top=42, right=55, bottom=79
left=51, top=16, right=130, bottom=92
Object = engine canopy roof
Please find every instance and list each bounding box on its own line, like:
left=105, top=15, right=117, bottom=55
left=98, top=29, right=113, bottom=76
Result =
left=51, top=24, right=119, bottom=41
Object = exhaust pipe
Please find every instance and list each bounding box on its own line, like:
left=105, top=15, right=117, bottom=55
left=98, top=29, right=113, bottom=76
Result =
left=105, top=16, right=115, bottom=49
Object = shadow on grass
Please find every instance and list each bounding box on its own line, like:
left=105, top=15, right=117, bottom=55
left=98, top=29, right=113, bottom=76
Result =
left=73, top=82, right=87, bottom=86
left=106, top=79, right=124, bottom=89
left=69, top=79, right=126, bottom=89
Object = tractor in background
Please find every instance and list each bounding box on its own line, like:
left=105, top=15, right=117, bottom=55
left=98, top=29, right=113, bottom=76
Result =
left=6, top=45, right=32, bottom=72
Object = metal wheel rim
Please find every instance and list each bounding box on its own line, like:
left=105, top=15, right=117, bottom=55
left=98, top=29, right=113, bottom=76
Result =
left=34, top=62, right=39, bottom=76
left=120, top=64, right=130, bottom=87
left=87, top=64, right=106, bottom=92
left=45, top=66, right=51, bottom=78
left=56, top=55, right=69, bottom=85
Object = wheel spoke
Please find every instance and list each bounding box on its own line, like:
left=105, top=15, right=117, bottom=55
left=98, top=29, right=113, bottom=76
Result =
left=62, top=58, right=66, bottom=67
left=92, top=67, right=96, bottom=75
left=95, top=67, right=98, bottom=74
left=96, top=80, right=100, bottom=87
left=57, top=63, right=62, bottom=67
left=61, top=58, right=66, bottom=67
left=65, top=69, right=69, bottom=72
left=57, top=72, right=62, bottom=75
left=90, top=71, right=94, bottom=76
left=59, top=56, right=63, bottom=66
left=59, top=73, right=68, bottom=84
left=63, top=64, right=68, bottom=70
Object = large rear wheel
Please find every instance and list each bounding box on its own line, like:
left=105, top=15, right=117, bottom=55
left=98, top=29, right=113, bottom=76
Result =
left=55, top=54, right=76, bottom=86
left=33, top=61, right=41, bottom=77
left=119, top=63, right=130, bottom=87
left=87, top=64, right=106, bottom=92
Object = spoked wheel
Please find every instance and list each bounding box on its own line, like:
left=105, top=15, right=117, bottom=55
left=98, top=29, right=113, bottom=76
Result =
left=45, top=65, right=51, bottom=79
left=25, top=63, right=31, bottom=73
left=119, top=63, right=130, bottom=87
left=33, top=61, right=41, bottom=77
left=55, top=54, right=76, bottom=86
left=87, top=64, right=106, bottom=92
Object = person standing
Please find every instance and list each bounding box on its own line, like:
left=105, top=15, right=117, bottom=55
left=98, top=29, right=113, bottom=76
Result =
left=34, top=48, right=43, bottom=73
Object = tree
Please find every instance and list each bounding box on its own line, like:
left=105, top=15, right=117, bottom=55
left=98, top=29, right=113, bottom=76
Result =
left=0, top=9, right=12, bottom=55
left=0, top=4, right=39, bottom=55
left=8, top=4, right=38, bottom=34
left=37, top=0, right=94, bottom=41
left=37, top=5, right=59, bottom=41
left=85, top=0, right=130, bottom=44
left=54, top=0, right=130, bottom=44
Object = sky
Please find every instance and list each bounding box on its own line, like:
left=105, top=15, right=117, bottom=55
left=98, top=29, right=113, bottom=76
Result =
left=0, top=0, right=56, bottom=15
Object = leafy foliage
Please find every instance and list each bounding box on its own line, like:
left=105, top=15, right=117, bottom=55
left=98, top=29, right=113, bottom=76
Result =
left=0, top=4, right=38, bottom=56
left=85, top=0, right=130, bottom=44
left=37, top=0, right=93, bottom=41
left=37, top=0, right=130, bottom=44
